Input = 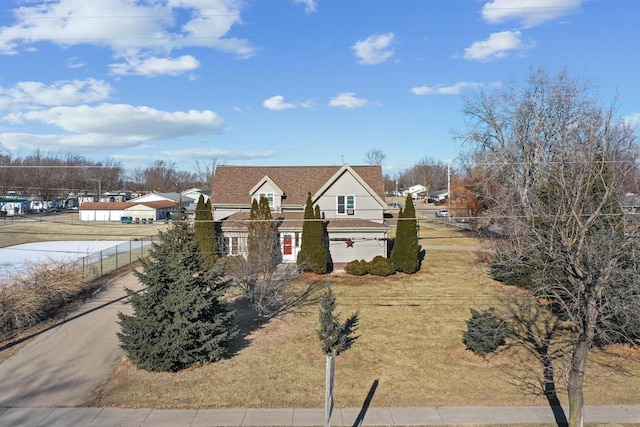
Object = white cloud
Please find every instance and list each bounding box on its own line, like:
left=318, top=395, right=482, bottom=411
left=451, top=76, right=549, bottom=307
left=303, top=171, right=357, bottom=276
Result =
left=263, top=96, right=297, bottom=111
left=293, top=0, right=318, bottom=13
left=624, top=113, right=640, bottom=130
left=0, top=0, right=255, bottom=74
left=329, top=93, right=369, bottom=108
left=262, top=95, right=313, bottom=111
left=66, top=57, right=86, bottom=69
left=0, top=132, right=145, bottom=151
left=411, top=82, right=483, bottom=96
left=110, top=55, right=200, bottom=76
left=0, top=79, right=111, bottom=110
left=463, top=31, right=530, bottom=61
left=351, top=33, right=395, bottom=65
left=482, top=0, right=583, bottom=28
left=7, top=104, right=224, bottom=140
left=159, top=147, right=279, bottom=161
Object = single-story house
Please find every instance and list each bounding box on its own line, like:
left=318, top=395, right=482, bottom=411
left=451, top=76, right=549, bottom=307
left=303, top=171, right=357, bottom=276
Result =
left=403, top=184, right=427, bottom=199
left=211, top=164, right=391, bottom=269
left=428, top=190, right=449, bottom=204
left=79, top=200, right=177, bottom=222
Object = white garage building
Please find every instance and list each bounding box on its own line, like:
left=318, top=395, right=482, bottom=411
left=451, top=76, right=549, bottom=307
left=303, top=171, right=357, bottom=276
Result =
left=79, top=200, right=177, bottom=222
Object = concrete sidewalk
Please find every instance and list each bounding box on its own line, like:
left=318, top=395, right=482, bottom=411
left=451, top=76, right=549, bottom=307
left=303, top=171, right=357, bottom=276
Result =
left=2, top=405, right=640, bottom=426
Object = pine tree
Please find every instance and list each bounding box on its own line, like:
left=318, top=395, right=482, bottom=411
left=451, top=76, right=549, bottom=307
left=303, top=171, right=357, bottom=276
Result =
left=118, top=221, right=237, bottom=372
left=318, top=286, right=359, bottom=356
left=317, top=285, right=358, bottom=427
left=194, top=195, right=218, bottom=269
left=390, top=194, right=419, bottom=273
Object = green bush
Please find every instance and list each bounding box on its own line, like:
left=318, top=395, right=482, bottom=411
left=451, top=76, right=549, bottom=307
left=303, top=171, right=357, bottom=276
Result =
left=462, top=307, right=507, bottom=358
left=344, top=259, right=368, bottom=276
left=367, top=256, right=395, bottom=276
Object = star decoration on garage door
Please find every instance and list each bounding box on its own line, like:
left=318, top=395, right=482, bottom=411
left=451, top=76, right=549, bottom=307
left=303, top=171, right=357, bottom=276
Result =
left=345, top=239, right=354, bottom=248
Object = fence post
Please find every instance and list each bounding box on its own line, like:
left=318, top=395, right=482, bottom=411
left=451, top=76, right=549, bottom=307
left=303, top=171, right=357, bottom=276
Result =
left=100, top=250, right=103, bottom=277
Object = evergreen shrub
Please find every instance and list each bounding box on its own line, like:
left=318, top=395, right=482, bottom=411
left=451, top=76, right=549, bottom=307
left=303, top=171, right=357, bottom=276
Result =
left=344, top=259, right=368, bottom=276
left=367, top=256, right=395, bottom=276
left=462, top=307, right=507, bottom=358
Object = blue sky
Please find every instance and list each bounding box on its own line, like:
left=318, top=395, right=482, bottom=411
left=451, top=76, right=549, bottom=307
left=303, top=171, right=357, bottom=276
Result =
left=0, top=0, right=638, bottom=174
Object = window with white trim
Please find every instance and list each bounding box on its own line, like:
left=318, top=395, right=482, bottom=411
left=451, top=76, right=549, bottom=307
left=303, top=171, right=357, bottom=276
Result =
left=258, top=193, right=275, bottom=209
left=225, top=237, right=240, bottom=255
left=337, top=195, right=355, bottom=215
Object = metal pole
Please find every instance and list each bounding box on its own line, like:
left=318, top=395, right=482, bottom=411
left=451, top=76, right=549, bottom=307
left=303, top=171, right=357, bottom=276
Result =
left=447, top=162, right=451, bottom=219
left=325, top=354, right=335, bottom=427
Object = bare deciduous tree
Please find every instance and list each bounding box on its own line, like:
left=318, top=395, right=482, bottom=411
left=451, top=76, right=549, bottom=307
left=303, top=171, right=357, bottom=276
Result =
left=195, top=158, right=221, bottom=190
left=461, top=68, right=640, bottom=427
left=364, top=149, right=385, bottom=165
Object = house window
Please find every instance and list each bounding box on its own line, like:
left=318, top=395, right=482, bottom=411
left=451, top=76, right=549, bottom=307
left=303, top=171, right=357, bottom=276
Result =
left=225, top=237, right=240, bottom=255
left=337, top=195, right=355, bottom=215
left=258, top=193, right=275, bottom=209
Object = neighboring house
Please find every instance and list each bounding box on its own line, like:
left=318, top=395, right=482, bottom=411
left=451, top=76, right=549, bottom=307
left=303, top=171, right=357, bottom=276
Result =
left=428, top=190, right=449, bottom=204
left=131, top=192, right=191, bottom=205
left=211, top=164, right=390, bottom=269
left=79, top=200, right=177, bottom=222
left=403, top=184, right=426, bottom=199
left=182, top=188, right=210, bottom=203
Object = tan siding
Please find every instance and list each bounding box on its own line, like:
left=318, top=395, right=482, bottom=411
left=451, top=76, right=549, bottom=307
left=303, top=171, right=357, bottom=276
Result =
left=317, top=170, right=383, bottom=221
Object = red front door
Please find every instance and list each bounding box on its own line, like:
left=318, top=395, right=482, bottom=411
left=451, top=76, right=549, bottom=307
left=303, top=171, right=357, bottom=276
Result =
left=283, top=234, right=292, bottom=255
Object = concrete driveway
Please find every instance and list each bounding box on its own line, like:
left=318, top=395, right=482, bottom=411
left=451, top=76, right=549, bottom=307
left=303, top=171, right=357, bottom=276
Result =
left=0, top=272, right=141, bottom=407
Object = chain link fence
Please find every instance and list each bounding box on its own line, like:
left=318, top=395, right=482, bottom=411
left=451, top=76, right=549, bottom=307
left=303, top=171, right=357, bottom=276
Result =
left=72, top=238, right=156, bottom=280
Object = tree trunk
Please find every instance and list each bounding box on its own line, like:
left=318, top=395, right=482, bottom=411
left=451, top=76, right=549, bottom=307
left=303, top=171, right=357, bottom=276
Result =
left=567, top=336, right=588, bottom=427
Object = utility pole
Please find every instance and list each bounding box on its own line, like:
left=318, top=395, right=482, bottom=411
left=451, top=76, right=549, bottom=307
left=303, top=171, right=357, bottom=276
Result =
left=90, top=178, right=102, bottom=202
left=447, top=162, right=451, bottom=218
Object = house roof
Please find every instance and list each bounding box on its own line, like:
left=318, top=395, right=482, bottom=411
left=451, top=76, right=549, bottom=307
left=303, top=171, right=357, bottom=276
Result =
left=211, top=165, right=385, bottom=206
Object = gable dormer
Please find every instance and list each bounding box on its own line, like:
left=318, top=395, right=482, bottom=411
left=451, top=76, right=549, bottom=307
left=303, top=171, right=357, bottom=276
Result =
left=249, top=175, right=284, bottom=211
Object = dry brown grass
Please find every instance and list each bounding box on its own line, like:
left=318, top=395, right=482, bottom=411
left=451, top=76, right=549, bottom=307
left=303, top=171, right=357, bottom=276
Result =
left=0, top=220, right=169, bottom=248
left=88, top=226, right=640, bottom=409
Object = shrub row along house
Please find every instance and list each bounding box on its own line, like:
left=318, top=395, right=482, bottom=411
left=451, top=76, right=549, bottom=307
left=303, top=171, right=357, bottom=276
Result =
left=211, top=165, right=391, bottom=269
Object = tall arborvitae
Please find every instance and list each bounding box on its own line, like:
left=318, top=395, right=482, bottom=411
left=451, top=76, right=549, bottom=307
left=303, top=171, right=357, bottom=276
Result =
left=390, top=206, right=405, bottom=270
left=390, top=194, right=419, bottom=274
left=247, top=196, right=277, bottom=273
left=194, top=195, right=218, bottom=269
left=313, top=205, right=329, bottom=274
left=118, top=221, right=237, bottom=372
left=297, top=193, right=329, bottom=273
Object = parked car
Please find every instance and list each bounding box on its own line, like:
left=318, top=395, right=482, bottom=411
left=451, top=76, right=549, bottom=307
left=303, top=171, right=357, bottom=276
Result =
left=435, top=209, right=449, bottom=218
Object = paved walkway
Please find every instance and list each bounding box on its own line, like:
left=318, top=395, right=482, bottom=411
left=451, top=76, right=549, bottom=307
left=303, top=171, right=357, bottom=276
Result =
left=1, top=405, right=640, bottom=426
left=0, top=273, right=142, bottom=407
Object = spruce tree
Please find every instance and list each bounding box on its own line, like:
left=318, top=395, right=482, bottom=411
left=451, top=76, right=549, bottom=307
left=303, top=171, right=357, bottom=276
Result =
left=118, top=221, right=237, bottom=372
